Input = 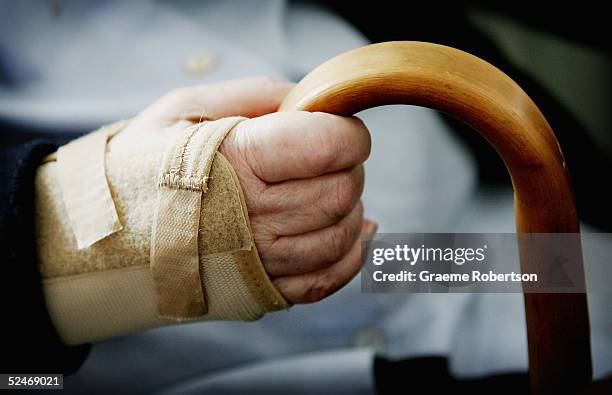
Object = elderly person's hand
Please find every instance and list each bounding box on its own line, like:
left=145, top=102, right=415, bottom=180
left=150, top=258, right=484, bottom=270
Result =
left=110, top=77, right=376, bottom=304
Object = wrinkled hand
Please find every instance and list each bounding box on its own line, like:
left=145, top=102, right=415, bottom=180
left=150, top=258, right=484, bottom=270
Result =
left=110, top=77, right=377, bottom=304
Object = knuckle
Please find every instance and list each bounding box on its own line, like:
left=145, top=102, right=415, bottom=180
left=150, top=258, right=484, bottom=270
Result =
left=326, top=223, right=351, bottom=261
left=352, top=116, right=367, bottom=130
left=354, top=127, right=371, bottom=162
left=347, top=117, right=371, bottom=162
left=328, top=172, right=358, bottom=219
left=302, top=274, right=335, bottom=303
left=310, top=114, right=371, bottom=167
left=359, top=129, right=372, bottom=161
left=353, top=165, right=365, bottom=195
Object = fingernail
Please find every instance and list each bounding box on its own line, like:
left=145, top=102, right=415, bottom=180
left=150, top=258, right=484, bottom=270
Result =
left=363, top=219, right=378, bottom=237
left=360, top=220, right=378, bottom=263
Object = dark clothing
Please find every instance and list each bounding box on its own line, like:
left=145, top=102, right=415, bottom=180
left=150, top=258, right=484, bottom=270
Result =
left=374, top=356, right=529, bottom=395
left=0, top=129, right=89, bottom=374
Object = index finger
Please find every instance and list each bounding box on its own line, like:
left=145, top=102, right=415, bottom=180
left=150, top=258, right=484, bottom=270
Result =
left=134, top=76, right=295, bottom=128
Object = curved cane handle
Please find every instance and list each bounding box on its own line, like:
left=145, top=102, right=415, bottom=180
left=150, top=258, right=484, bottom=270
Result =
left=279, top=41, right=591, bottom=394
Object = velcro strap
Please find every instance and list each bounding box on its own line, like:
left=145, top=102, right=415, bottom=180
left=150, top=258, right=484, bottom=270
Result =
left=56, top=121, right=128, bottom=249
left=150, top=117, right=245, bottom=319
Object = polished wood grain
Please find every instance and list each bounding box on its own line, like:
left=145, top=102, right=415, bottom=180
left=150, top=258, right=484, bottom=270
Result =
left=280, top=41, right=592, bottom=394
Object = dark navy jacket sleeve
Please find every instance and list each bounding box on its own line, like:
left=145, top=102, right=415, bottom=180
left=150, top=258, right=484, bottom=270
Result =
left=0, top=131, right=90, bottom=374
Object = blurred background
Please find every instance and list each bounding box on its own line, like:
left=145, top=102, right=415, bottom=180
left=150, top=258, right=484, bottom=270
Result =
left=1, top=1, right=610, bottom=394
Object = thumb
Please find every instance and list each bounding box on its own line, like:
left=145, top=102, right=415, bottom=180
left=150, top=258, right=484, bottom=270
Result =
left=134, top=76, right=295, bottom=128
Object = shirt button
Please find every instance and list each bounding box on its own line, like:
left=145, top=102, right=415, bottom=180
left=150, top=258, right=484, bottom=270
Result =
left=184, top=53, right=216, bottom=76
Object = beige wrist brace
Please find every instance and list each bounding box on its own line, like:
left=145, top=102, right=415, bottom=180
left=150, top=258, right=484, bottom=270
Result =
left=35, top=119, right=289, bottom=345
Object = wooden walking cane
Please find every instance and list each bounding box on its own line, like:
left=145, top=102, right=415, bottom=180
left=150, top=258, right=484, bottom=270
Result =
left=279, top=41, right=592, bottom=394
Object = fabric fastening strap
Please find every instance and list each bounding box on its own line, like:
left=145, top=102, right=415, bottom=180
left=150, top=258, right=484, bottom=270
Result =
left=150, top=117, right=246, bottom=319
left=56, top=120, right=129, bottom=249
